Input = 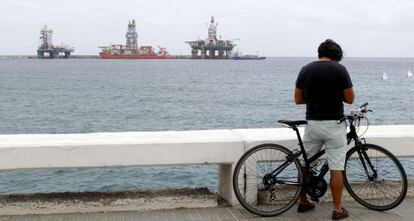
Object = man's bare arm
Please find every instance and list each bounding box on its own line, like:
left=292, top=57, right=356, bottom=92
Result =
left=343, top=87, right=355, bottom=104
left=294, top=87, right=305, bottom=105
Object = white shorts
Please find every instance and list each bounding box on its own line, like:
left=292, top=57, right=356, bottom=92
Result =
left=303, top=120, right=347, bottom=170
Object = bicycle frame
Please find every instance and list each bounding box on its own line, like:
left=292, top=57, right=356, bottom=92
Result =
left=271, top=116, right=377, bottom=185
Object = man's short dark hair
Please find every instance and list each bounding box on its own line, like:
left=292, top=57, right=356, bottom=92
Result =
left=318, top=39, right=343, bottom=61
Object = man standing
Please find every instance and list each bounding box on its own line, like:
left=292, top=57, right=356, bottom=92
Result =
left=294, top=39, right=354, bottom=220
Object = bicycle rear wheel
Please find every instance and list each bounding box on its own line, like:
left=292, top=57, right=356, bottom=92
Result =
left=232, top=144, right=303, bottom=217
left=344, top=143, right=407, bottom=211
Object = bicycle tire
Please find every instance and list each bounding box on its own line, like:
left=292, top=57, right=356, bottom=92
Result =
left=344, top=143, right=407, bottom=211
left=232, top=143, right=303, bottom=217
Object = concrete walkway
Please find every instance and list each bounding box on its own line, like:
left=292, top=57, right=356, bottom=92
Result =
left=2, top=198, right=413, bottom=221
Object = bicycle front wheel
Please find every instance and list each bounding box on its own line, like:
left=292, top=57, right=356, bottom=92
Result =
left=344, top=143, right=407, bottom=211
left=232, top=144, right=303, bottom=217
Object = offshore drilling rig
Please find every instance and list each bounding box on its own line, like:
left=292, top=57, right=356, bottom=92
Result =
left=186, top=17, right=236, bottom=59
left=37, top=25, right=74, bottom=58
left=98, top=20, right=174, bottom=59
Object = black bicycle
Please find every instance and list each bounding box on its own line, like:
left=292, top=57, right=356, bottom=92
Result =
left=232, top=102, right=407, bottom=217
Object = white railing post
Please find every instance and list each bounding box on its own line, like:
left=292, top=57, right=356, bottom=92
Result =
left=217, top=163, right=237, bottom=205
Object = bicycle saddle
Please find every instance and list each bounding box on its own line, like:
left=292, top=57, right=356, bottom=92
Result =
left=278, top=120, right=307, bottom=127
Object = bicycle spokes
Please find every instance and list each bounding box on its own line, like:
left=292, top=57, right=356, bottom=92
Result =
left=344, top=144, right=407, bottom=210
left=233, top=144, right=303, bottom=216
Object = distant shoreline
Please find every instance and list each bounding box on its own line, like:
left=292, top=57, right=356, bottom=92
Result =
left=0, top=55, right=193, bottom=59
left=1, top=55, right=414, bottom=59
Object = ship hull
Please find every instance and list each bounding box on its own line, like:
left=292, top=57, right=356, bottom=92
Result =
left=99, top=53, right=176, bottom=59
left=232, top=56, right=266, bottom=60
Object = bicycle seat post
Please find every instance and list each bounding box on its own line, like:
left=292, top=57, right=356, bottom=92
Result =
left=291, top=126, right=303, bottom=148
left=292, top=126, right=310, bottom=167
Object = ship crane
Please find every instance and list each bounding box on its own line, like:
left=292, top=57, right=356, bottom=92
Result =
left=157, top=45, right=169, bottom=56
left=157, top=45, right=166, bottom=50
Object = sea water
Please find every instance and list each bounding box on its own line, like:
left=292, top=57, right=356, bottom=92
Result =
left=0, top=57, right=413, bottom=194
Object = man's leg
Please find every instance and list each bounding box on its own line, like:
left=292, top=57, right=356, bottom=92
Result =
left=330, top=170, right=344, bottom=212
left=299, top=166, right=311, bottom=204
left=297, top=166, right=316, bottom=213
left=299, top=121, right=323, bottom=208
left=324, top=121, right=347, bottom=214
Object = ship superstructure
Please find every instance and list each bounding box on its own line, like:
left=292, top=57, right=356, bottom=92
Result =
left=99, top=20, right=174, bottom=59
left=186, top=17, right=236, bottom=59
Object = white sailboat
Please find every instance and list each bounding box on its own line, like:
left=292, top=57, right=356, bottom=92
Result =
left=408, top=70, right=413, bottom=78
left=382, top=73, right=388, bottom=80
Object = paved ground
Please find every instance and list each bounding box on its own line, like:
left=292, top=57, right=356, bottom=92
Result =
left=1, top=198, right=413, bottom=221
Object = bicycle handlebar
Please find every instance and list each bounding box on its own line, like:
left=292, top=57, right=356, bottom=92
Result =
left=347, top=102, right=372, bottom=121
left=336, top=102, right=371, bottom=124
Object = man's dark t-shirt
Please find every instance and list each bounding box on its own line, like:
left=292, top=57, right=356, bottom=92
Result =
left=296, top=61, right=353, bottom=120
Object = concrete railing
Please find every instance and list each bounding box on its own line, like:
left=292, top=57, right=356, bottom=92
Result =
left=0, top=125, right=413, bottom=204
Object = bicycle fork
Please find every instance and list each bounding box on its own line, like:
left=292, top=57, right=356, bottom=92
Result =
left=356, top=146, right=378, bottom=180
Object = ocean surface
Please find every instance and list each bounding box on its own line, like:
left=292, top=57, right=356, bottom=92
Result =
left=0, top=57, right=413, bottom=194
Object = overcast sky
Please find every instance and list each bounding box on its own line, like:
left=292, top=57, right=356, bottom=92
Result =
left=1, top=0, right=414, bottom=57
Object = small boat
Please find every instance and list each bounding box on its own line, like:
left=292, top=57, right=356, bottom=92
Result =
left=408, top=70, right=413, bottom=78
left=231, top=51, right=266, bottom=60
left=382, top=73, right=388, bottom=80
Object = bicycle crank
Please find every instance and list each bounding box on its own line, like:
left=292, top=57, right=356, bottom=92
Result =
left=305, top=176, right=328, bottom=202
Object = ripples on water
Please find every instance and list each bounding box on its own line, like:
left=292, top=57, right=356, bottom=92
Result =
left=0, top=165, right=218, bottom=194
left=0, top=58, right=413, bottom=193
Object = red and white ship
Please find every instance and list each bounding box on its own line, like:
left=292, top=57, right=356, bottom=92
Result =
left=99, top=20, right=175, bottom=59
